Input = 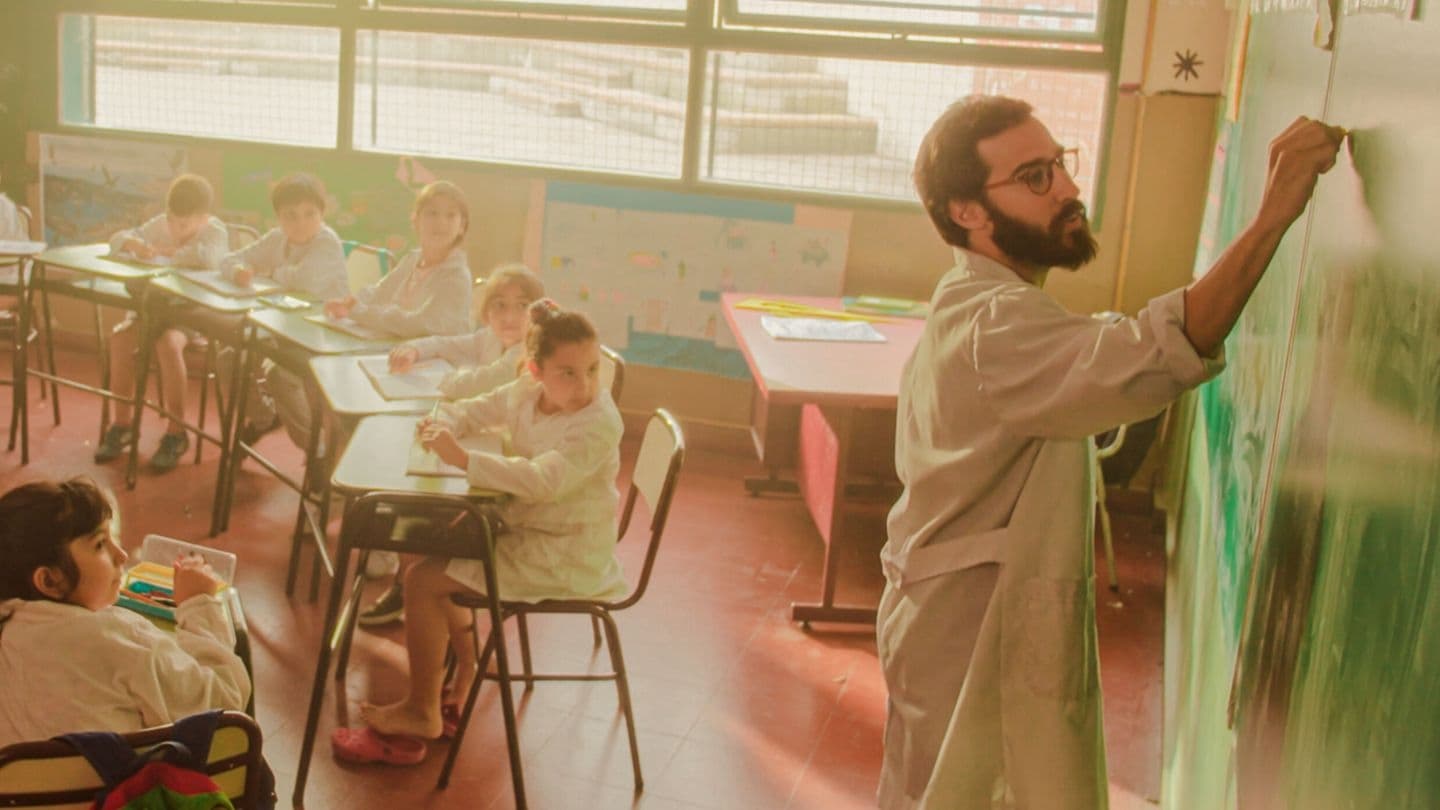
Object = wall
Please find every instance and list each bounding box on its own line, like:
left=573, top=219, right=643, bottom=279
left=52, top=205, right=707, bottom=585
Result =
left=1166, top=4, right=1440, bottom=808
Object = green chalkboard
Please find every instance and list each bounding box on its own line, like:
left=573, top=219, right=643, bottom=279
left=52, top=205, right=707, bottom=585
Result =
left=1169, top=5, right=1440, bottom=809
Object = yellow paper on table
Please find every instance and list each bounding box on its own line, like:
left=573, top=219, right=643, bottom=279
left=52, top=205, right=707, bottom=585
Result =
left=734, top=297, right=890, bottom=323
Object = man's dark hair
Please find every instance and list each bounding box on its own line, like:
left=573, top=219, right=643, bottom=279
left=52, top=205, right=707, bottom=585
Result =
left=914, top=95, right=1034, bottom=248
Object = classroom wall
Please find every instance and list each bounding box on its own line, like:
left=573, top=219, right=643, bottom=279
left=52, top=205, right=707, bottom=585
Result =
left=1165, top=6, right=1440, bottom=809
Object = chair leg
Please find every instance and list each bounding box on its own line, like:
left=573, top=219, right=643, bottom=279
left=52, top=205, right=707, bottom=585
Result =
left=334, top=556, right=369, bottom=681
left=598, top=610, right=643, bottom=790
left=94, top=303, right=110, bottom=443
left=439, top=619, right=496, bottom=788
left=517, top=613, right=534, bottom=688
left=591, top=615, right=603, bottom=649
left=194, top=344, right=213, bottom=465
left=37, top=296, right=60, bottom=425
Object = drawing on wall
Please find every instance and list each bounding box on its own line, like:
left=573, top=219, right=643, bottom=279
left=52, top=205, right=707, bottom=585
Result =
left=39, top=133, right=188, bottom=246
left=1173, top=49, right=1205, bottom=81
left=533, top=182, right=850, bottom=378
left=1143, top=0, right=1232, bottom=94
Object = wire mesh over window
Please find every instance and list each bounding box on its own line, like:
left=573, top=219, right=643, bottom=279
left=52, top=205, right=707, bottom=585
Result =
left=698, top=52, right=1107, bottom=204
left=60, top=16, right=340, bottom=147
left=354, top=30, right=689, bottom=178
left=377, top=0, right=686, bottom=13
left=730, top=0, right=1100, bottom=36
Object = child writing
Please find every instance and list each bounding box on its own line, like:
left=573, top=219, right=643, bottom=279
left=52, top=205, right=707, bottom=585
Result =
left=97, top=174, right=229, bottom=472
left=323, top=180, right=473, bottom=339
left=0, top=478, right=250, bottom=747
left=357, top=263, right=546, bottom=627
left=217, top=173, right=349, bottom=448
left=350, top=300, right=624, bottom=744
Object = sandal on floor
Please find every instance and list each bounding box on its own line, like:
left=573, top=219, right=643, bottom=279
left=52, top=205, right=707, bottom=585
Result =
left=331, top=726, right=427, bottom=766
left=441, top=703, right=462, bottom=740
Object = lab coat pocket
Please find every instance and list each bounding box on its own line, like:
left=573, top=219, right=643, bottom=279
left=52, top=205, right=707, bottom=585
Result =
left=1001, top=576, right=1091, bottom=705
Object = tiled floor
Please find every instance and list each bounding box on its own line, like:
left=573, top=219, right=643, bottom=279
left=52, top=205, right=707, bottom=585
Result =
left=2, top=347, right=1165, bottom=809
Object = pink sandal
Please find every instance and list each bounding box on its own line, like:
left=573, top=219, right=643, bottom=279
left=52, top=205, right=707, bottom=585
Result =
left=331, top=726, right=427, bottom=766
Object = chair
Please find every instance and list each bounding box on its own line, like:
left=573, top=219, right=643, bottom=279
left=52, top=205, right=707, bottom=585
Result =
left=441, top=408, right=686, bottom=790
left=1093, top=423, right=1127, bottom=592
left=599, top=344, right=625, bottom=404
left=0, top=711, right=268, bottom=809
left=341, top=241, right=392, bottom=292
left=2, top=204, right=59, bottom=459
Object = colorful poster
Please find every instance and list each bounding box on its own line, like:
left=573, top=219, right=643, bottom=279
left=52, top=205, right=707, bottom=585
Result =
left=39, top=133, right=188, bottom=245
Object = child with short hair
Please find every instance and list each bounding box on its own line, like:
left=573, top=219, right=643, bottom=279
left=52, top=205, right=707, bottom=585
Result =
left=218, top=173, right=349, bottom=448
left=347, top=300, right=624, bottom=745
left=323, top=180, right=472, bottom=339
left=97, top=174, right=229, bottom=472
left=357, top=263, right=545, bottom=626
left=0, top=478, right=250, bottom=747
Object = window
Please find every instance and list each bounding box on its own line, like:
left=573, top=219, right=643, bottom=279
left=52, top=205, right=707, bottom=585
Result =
left=54, top=1, right=1119, bottom=205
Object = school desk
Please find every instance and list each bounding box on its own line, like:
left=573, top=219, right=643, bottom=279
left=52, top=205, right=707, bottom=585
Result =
left=1, top=239, right=44, bottom=464
left=291, top=416, right=522, bottom=808
left=23, top=244, right=174, bottom=466
left=720, top=292, right=924, bottom=626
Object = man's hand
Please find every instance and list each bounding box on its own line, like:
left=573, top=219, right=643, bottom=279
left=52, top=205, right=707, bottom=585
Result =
left=1255, top=117, right=1346, bottom=231
left=172, top=554, right=224, bottom=604
left=420, top=424, right=468, bottom=470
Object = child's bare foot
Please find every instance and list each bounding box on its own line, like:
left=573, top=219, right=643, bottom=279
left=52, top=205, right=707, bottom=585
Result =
left=360, top=700, right=443, bottom=739
left=448, top=658, right=478, bottom=704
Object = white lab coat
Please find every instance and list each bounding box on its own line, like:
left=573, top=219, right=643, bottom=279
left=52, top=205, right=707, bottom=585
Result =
left=108, top=214, right=228, bottom=270
left=437, top=376, right=627, bottom=603
left=0, top=596, right=251, bottom=748
left=218, top=224, right=349, bottom=300
left=351, top=247, right=472, bottom=338
left=0, top=193, right=26, bottom=241
left=404, top=327, right=524, bottom=400
left=876, top=249, right=1225, bottom=810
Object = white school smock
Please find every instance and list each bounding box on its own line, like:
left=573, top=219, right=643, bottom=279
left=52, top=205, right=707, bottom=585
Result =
left=0, top=596, right=251, bottom=747
left=108, top=214, right=228, bottom=270
left=405, top=327, right=524, bottom=400
left=218, top=224, right=349, bottom=300
left=437, top=376, right=627, bottom=604
left=0, top=193, right=26, bottom=241
left=876, top=248, right=1225, bottom=810
left=350, top=247, right=472, bottom=339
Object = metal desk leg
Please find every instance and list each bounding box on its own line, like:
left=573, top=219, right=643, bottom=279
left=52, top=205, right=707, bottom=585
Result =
left=210, top=332, right=250, bottom=537
left=12, top=257, right=30, bottom=463
left=125, top=290, right=159, bottom=489
left=292, top=520, right=355, bottom=809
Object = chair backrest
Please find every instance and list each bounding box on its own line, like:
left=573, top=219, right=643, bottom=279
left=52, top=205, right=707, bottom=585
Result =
left=16, top=203, right=33, bottom=240
left=599, top=345, right=625, bottom=404
left=226, top=223, right=261, bottom=252
left=0, top=711, right=266, bottom=809
left=342, top=241, right=392, bottom=292
left=614, top=408, right=685, bottom=609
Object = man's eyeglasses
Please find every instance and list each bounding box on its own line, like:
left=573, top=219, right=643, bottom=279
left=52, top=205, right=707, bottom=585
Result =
left=984, top=148, right=1080, bottom=196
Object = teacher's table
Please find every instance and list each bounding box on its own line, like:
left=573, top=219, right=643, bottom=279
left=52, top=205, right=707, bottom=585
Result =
left=720, top=293, right=923, bottom=626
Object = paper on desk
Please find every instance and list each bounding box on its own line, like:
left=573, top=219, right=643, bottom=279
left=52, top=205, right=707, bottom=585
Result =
left=358, top=355, right=453, bottom=400
left=760, top=315, right=887, bottom=343
left=304, top=312, right=389, bottom=340
left=107, top=251, right=172, bottom=267
left=406, top=432, right=499, bottom=477
left=0, top=240, right=45, bottom=257
left=179, top=269, right=280, bottom=298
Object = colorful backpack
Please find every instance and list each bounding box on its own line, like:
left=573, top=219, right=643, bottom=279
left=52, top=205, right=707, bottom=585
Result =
left=57, top=711, right=236, bottom=810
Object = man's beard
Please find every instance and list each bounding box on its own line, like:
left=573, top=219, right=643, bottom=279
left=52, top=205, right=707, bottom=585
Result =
left=984, top=198, right=1098, bottom=270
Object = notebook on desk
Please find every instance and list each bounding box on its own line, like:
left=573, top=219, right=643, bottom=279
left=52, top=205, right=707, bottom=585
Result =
left=178, top=269, right=280, bottom=298
left=304, top=312, right=390, bottom=340
left=358, top=355, right=453, bottom=400
left=760, top=314, right=887, bottom=343
left=406, top=432, right=501, bottom=477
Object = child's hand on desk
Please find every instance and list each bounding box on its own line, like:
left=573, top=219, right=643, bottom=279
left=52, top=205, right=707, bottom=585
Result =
left=172, top=554, right=224, bottom=604
left=325, top=296, right=355, bottom=319
left=232, top=266, right=255, bottom=287
left=389, top=345, right=419, bottom=373
left=124, top=239, right=155, bottom=260
left=420, top=424, right=468, bottom=470
left=153, top=244, right=177, bottom=258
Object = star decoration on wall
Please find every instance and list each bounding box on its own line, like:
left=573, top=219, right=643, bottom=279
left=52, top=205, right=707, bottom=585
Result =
left=1173, top=49, right=1203, bottom=81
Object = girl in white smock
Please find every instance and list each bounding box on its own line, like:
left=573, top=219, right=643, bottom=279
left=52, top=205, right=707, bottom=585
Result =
left=0, top=478, right=250, bottom=748
left=356, top=300, right=624, bottom=743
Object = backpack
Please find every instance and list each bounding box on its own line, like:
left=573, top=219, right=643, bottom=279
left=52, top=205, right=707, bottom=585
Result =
left=56, top=711, right=237, bottom=810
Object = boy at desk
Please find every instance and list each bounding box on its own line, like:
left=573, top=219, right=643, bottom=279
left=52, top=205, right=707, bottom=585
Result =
left=217, top=172, right=349, bottom=449
left=97, top=174, right=228, bottom=472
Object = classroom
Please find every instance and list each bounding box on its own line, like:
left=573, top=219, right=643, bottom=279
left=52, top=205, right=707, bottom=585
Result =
left=0, top=0, right=1436, bottom=808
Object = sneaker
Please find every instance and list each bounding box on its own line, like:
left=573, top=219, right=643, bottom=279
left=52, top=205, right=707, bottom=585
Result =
left=148, top=431, right=190, bottom=473
left=93, top=424, right=136, bottom=463
left=364, top=550, right=401, bottom=580
left=358, top=581, right=404, bottom=626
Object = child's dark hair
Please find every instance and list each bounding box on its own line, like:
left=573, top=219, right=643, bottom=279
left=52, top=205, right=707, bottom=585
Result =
left=0, top=478, right=114, bottom=601
left=271, top=172, right=327, bottom=213
left=526, top=299, right=597, bottom=366
left=166, top=174, right=214, bottom=218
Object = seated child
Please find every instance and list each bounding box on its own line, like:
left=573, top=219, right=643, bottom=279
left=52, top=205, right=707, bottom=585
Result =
left=218, top=172, right=349, bottom=449
left=357, top=263, right=545, bottom=626
left=323, top=180, right=473, bottom=339
left=0, top=478, right=250, bottom=747
left=354, top=300, right=624, bottom=743
left=97, top=173, right=229, bottom=472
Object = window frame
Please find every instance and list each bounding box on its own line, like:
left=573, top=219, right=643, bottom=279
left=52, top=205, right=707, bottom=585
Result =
left=42, top=0, right=1126, bottom=217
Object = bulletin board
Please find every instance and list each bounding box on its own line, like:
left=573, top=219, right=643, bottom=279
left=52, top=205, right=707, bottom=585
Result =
left=38, top=133, right=188, bottom=246
left=529, top=181, right=850, bottom=379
